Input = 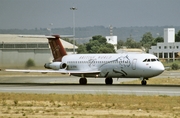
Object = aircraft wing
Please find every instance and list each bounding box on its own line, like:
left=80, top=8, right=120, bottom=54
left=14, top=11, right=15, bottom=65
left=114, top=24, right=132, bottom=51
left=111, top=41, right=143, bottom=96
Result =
left=5, top=69, right=100, bottom=74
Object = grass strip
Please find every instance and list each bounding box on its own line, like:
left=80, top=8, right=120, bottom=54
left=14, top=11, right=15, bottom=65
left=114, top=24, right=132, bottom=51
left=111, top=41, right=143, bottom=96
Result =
left=0, top=93, right=180, bottom=118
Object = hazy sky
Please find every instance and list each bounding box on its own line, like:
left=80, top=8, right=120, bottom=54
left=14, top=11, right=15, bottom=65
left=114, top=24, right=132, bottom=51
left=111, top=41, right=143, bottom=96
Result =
left=0, top=0, right=180, bottom=29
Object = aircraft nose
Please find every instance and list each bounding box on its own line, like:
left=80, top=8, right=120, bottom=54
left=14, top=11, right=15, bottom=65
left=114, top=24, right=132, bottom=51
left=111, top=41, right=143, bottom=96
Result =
left=155, top=63, right=165, bottom=74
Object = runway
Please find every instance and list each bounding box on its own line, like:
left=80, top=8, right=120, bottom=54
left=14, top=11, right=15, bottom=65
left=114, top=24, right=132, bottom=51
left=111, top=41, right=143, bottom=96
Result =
left=0, top=84, right=180, bottom=96
left=0, top=71, right=180, bottom=96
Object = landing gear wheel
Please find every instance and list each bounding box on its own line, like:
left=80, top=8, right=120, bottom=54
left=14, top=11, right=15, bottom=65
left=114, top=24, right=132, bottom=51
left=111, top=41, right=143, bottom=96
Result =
left=141, top=80, right=147, bottom=85
left=79, top=78, right=87, bottom=85
left=105, top=77, right=113, bottom=85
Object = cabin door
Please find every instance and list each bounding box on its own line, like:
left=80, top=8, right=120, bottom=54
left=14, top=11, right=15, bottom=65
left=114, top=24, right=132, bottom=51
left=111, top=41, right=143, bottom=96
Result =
left=132, top=59, right=137, bottom=70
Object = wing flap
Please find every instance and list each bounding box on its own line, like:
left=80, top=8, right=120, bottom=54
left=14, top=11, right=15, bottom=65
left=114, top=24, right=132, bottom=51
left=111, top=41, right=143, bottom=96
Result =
left=5, top=69, right=63, bottom=73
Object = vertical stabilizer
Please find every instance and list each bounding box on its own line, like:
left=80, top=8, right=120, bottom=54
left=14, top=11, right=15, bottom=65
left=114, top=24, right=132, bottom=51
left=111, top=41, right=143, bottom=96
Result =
left=48, top=35, right=67, bottom=62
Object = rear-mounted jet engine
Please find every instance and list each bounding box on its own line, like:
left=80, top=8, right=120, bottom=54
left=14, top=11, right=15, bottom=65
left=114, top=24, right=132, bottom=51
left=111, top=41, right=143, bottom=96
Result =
left=44, top=62, right=67, bottom=70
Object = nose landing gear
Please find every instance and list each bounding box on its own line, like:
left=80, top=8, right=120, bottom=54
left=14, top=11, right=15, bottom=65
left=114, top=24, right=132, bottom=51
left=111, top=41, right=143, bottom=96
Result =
left=140, top=77, right=148, bottom=85
left=141, top=80, right=147, bottom=85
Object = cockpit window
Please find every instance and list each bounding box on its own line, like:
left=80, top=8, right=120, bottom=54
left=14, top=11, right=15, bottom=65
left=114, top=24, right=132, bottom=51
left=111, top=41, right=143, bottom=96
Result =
left=151, top=59, right=156, bottom=62
left=143, top=59, right=147, bottom=62
left=147, top=59, right=150, bottom=62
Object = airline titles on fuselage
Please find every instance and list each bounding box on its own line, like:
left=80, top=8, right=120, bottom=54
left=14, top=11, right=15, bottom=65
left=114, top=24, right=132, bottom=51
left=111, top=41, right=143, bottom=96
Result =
left=68, top=55, right=131, bottom=69
left=79, top=56, right=112, bottom=60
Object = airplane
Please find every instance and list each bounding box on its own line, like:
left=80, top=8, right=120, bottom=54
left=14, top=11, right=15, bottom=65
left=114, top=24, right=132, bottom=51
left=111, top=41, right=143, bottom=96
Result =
left=5, top=35, right=165, bottom=85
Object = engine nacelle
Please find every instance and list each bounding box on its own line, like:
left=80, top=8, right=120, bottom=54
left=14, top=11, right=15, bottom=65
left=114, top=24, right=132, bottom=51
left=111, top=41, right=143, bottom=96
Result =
left=44, top=62, right=67, bottom=70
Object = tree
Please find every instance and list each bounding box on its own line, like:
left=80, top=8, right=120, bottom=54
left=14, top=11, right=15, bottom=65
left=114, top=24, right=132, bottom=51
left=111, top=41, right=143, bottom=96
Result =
left=117, top=40, right=124, bottom=49
left=97, top=46, right=114, bottom=53
left=125, top=38, right=134, bottom=48
left=77, top=35, right=115, bottom=54
left=152, top=37, right=164, bottom=46
left=98, top=43, right=115, bottom=53
left=140, top=32, right=154, bottom=44
left=89, top=45, right=99, bottom=53
left=92, top=35, right=107, bottom=44
left=175, top=30, right=180, bottom=42
left=154, top=37, right=164, bottom=43
left=25, top=58, right=35, bottom=68
left=171, top=63, right=179, bottom=70
left=86, top=40, right=100, bottom=53
left=76, top=45, right=87, bottom=54
left=125, top=37, right=141, bottom=48
left=140, top=32, right=154, bottom=52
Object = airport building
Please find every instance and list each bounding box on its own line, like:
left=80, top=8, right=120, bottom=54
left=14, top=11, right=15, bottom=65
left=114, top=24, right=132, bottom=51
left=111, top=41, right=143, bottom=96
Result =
left=149, top=28, right=180, bottom=61
left=105, top=36, right=117, bottom=51
left=105, top=25, right=117, bottom=51
left=0, top=34, right=77, bottom=67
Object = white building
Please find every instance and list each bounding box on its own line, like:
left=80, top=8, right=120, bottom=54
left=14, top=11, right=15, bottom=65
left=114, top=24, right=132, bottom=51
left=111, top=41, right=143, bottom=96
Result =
left=149, top=28, right=180, bottom=61
left=105, top=36, right=117, bottom=50
left=164, top=28, right=175, bottom=43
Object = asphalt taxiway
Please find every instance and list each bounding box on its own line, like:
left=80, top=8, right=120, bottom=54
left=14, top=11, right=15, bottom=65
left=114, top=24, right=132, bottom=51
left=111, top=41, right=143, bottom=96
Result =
left=0, top=71, right=180, bottom=96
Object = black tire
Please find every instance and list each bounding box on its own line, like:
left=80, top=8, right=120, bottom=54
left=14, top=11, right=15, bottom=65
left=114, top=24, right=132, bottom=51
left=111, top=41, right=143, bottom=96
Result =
left=79, top=78, right=87, bottom=85
left=141, top=80, right=147, bottom=85
left=105, top=77, right=113, bottom=85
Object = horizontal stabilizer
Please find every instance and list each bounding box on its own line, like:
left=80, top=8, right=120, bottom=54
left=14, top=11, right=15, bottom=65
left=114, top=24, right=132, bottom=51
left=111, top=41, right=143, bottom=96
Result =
left=19, top=35, right=74, bottom=38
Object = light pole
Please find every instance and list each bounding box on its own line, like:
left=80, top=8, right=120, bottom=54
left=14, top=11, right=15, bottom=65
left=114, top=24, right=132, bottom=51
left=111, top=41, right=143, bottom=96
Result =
left=70, top=7, right=77, bottom=54
left=47, top=23, right=53, bottom=35
left=49, top=23, right=53, bottom=35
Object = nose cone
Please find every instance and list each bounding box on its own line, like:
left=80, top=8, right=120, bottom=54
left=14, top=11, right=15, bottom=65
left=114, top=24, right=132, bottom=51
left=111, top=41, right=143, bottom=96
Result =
left=154, top=63, right=165, bottom=75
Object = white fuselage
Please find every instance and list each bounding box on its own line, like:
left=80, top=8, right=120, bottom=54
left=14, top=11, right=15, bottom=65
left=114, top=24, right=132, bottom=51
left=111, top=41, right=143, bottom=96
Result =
left=62, top=53, right=164, bottom=79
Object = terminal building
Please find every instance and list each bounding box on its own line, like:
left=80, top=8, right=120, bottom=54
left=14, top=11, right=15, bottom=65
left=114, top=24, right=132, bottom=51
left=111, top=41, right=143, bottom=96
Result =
left=149, top=28, right=180, bottom=61
left=0, top=34, right=77, bottom=67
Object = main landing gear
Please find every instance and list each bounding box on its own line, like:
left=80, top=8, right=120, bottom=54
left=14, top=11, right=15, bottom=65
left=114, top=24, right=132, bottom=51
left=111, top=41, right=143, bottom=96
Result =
left=105, top=77, right=113, bottom=85
left=79, top=78, right=87, bottom=85
left=79, top=77, right=113, bottom=85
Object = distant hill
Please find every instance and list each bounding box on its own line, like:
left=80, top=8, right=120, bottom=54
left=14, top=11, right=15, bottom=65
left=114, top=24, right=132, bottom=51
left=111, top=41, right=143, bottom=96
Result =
left=1, top=26, right=180, bottom=44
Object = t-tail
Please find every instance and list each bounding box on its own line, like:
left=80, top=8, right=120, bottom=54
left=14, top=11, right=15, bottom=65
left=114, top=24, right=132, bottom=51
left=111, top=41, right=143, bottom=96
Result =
left=47, top=35, right=67, bottom=62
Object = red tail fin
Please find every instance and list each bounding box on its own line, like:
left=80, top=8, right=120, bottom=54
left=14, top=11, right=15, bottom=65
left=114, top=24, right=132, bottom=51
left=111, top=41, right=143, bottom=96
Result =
left=48, top=35, right=67, bottom=62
